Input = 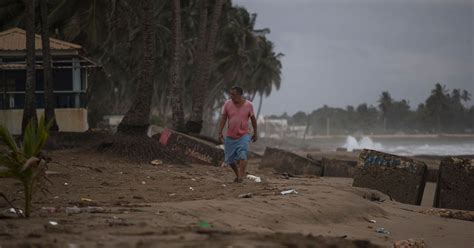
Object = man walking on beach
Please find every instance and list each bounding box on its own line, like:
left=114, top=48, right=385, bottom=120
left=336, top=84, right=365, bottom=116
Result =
left=218, top=86, right=258, bottom=183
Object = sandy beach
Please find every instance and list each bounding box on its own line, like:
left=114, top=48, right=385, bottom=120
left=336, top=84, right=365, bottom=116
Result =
left=1, top=147, right=473, bottom=248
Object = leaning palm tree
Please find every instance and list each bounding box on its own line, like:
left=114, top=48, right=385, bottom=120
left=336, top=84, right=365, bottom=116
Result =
left=22, top=0, right=38, bottom=134
left=40, top=0, right=59, bottom=131
left=116, top=0, right=155, bottom=136
left=169, top=0, right=186, bottom=132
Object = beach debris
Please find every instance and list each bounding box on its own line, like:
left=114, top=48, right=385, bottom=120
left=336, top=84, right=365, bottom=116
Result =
left=222, top=184, right=226, bottom=187
left=375, top=227, right=390, bottom=235
left=393, top=238, right=426, bottom=248
left=40, top=207, right=57, bottom=214
left=150, top=159, right=163, bottom=166
left=1, top=208, right=24, bottom=218
left=363, top=217, right=376, bottom=223
left=48, top=221, right=58, bottom=226
left=238, top=193, right=253, bottom=198
left=169, top=193, right=176, bottom=197
left=260, top=147, right=323, bottom=176
left=189, top=187, right=194, bottom=191
left=434, top=157, right=473, bottom=211
left=156, top=128, right=224, bottom=166
left=419, top=208, right=474, bottom=222
left=64, top=182, right=69, bottom=186
left=353, top=149, right=428, bottom=205
left=65, top=206, right=106, bottom=214
left=198, top=220, right=211, bottom=228
left=363, top=192, right=384, bottom=202
left=81, top=197, right=93, bottom=202
left=321, top=157, right=357, bottom=178
left=83, top=206, right=105, bottom=213
left=141, top=181, right=146, bottom=185
left=65, top=206, right=81, bottom=214
left=280, top=189, right=298, bottom=195
left=246, top=174, right=262, bottom=182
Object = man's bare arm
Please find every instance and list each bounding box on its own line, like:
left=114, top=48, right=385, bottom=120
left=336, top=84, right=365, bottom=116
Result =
left=218, top=115, right=227, bottom=142
left=250, top=115, right=258, bottom=142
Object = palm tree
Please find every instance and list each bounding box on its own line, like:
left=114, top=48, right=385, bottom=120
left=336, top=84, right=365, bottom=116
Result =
left=21, top=0, right=38, bottom=134
left=116, top=0, right=155, bottom=136
left=40, top=0, right=59, bottom=131
left=249, top=37, right=282, bottom=119
left=377, top=91, right=392, bottom=131
left=425, top=83, right=449, bottom=132
left=186, top=0, right=225, bottom=134
left=169, top=0, right=185, bottom=132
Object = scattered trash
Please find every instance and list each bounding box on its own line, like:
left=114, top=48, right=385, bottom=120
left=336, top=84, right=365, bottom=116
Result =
left=150, top=159, right=163, bottom=166
left=222, top=184, right=226, bottom=187
left=64, top=182, right=69, bottom=186
left=198, top=220, right=211, bottom=228
left=189, top=187, right=194, bottom=191
left=280, top=189, right=298, bottom=195
left=48, top=221, right=58, bottom=226
left=81, top=198, right=93, bottom=202
left=363, top=217, right=376, bottom=223
left=65, top=206, right=105, bottom=214
left=54, top=196, right=59, bottom=199
left=169, top=193, right=176, bottom=197
left=1, top=208, right=24, bottom=218
left=41, top=207, right=57, bottom=214
left=141, top=181, right=146, bottom=185
left=238, top=193, right=253, bottom=198
left=375, top=227, right=390, bottom=235
left=246, top=175, right=262, bottom=183
left=84, top=206, right=105, bottom=213
left=65, top=206, right=81, bottom=214
left=191, top=178, right=196, bottom=181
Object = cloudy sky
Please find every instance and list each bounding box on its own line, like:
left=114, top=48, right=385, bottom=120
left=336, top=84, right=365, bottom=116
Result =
left=233, top=0, right=473, bottom=116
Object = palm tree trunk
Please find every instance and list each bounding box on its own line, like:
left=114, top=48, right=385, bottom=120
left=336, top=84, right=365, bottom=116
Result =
left=116, top=0, right=155, bottom=136
left=186, top=0, right=224, bottom=134
left=256, top=92, right=263, bottom=119
left=22, top=0, right=38, bottom=134
left=169, top=0, right=185, bottom=132
left=40, top=0, right=59, bottom=131
left=185, top=0, right=208, bottom=133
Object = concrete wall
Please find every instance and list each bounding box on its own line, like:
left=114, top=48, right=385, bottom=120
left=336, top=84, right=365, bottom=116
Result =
left=0, top=108, right=88, bottom=135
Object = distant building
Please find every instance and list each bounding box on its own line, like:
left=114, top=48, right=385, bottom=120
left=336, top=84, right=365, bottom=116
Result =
left=0, top=28, right=97, bottom=134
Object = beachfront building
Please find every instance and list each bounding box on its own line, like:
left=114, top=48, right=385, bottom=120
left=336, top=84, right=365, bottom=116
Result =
left=0, top=28, right=97, bottom=134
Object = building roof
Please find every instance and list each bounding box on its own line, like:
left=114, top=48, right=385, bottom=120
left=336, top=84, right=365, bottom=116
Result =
left=0, top=27, right=82, bottom=51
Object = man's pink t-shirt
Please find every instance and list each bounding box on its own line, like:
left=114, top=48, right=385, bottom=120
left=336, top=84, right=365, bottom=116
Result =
left=222, top=99, right=255, bottom=139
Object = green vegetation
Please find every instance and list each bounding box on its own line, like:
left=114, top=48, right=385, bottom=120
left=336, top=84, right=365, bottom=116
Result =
left=277, top=83, right=473, bottom=135
left=0, top=117, right=53, bottom=217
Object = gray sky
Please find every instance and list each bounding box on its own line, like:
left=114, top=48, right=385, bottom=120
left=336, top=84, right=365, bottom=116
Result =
left=233, top=0, right=474, bottom=116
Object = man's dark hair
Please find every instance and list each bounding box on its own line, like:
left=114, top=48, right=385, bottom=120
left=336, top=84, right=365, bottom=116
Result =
left=231, top=86, right=243, bottom=95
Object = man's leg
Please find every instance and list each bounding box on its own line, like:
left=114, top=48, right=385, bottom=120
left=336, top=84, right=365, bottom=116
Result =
left=237, top=159, right=247, bottom=180
left=229, top=162, right=239, bottom=179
